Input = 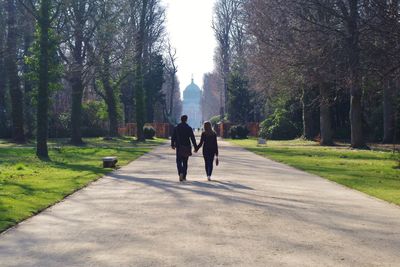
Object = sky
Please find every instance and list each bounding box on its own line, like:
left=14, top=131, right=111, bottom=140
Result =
left=162, top=0, right=217, bottom=94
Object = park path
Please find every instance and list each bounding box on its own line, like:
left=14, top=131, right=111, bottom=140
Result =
left=1, top=140, right=400, bottom=267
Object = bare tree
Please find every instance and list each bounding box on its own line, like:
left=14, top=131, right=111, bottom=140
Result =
left=212, top=0, right=241, bottom=120
left=164, top=40, right=178, bottom=123
left=91, top=0, right=128, bottom=137
left=58, top=0, right=100, bottom=145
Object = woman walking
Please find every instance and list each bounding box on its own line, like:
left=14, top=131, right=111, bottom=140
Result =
left=195, top=121, right=219, bottom=181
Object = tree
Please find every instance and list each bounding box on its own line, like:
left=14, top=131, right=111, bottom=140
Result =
left=202, top=72, right=222, bottom=121
left=21, top=1, right=35, bottom=138
left=244, top=0, right=379, bottom=146
left=0, top=0, right=8, bottom=138
left=0, top=0, right=179, bottom=145
left=212, top=0, right=241, bottom=120
left=227, top=70, right=250, bottom=124
left=21, top=0, right=62, bottom=158
left=134, top=0, right=149, bottom=141
left=341, top=0, right=366, bottom=148
left=35, top=0, right=52, bottom=158
left=319, top=83, right=334, bottom=146
left=383, top=77, right=397, bottom=143
left=92, top=0, right=125, bottom=137
left=164, top=40, right=178, bottom=123
left=5, top=0, right=25, bottom=143
left=144, top=53, right=164, bottom=123
left=58, top=0, right=99, bottom=145
left=370, top=1, right=400, bottom=144
left=301, top=85, right=319, bottom=140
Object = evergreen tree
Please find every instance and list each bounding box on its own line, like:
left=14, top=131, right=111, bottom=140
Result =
left=227, top=70, right=250, bottom=124
left=144, top=53, right=164, bottom=123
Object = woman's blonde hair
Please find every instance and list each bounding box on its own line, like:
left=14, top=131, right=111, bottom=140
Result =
left=203, top=121, right=215, bottom=135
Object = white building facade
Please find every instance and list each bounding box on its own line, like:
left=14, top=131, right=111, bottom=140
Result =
left=182, top=79, right=202, bottom=129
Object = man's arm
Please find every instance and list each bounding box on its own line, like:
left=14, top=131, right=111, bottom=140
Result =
left=171, top=127, right=177, bottom=149
left=190, top=128, right=197, bottom=148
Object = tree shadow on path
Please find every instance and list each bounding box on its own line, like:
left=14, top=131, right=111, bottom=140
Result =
left=105, top=172, right=400, bottom=247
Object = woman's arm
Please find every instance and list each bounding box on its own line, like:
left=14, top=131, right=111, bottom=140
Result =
left=214, top=135, right=219, bottom=156
left=196, top=133, right=205, bottom=151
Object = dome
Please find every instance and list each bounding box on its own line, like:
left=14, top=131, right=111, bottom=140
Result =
left=183, top=79, right=202, bottom=100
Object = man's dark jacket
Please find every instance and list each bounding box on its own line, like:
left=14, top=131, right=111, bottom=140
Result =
left=171, top=122, right=197, bottom=149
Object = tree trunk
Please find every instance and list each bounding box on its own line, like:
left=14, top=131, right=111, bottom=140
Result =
left=23, top=12, right=35, bottom=138
left=302, top=85, right=319, bottom=140
left=134, top=0, right=148, bottom=141
left=101, top=53, right=119, bottom=137
left=347, top=0, right=366, bottom=149
left=107, top=97, right=119, bottom=137
left=70, top=73, right=84, bottom=145
left=0, top=52, right=6, bottom=137
left=0, top=4, right=7, bottom=138
left=383, top=78, right=396, bottom=143
left=169, top=72, right=175, bottom=120
left=135, top=65, right=145, bottom=140
left=146, top=95, right=154, bottom=123
left=349, top=70, right=365, bottom=148
left=69, top=21, right=85, bottom=145
left=5, top=0, right=25, bottom=143
left=220, top=76, right=227, bottom=120
left=36, top=0, right=51, bottom=159
left=319, top=83, right=334, bottom=146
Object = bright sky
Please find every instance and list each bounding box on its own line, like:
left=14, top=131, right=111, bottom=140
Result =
left=162, top=0, right=217, bottom=94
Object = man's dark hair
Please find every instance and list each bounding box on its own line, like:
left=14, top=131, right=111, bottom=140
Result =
left=181, top=115, right=188, bottom=122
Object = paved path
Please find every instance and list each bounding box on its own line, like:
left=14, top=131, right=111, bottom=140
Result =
left=1, top=141, right=400, bottom=267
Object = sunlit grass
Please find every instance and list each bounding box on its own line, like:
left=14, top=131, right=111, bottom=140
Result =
left=229, top=138, right=400, bottom=206
left=0, top=136, right=165, bottom=148
left=0, top=137, right=167, bottom=232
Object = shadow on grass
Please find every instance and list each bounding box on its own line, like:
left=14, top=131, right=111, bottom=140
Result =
left=247, top=147, right=392, bottom=161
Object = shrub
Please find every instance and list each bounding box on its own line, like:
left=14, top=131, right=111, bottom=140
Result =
left=81, top=127, right=108, bottom=138
left=81, top=101, right=108, bottom=137
left=48, top=112, right=70, bottom=138
left=210, top=115, right=222, bottom=126
left=259, top=108, right=299, bottom=140
left=229, top=125, right=249, bottom=139
left=143, top=126, right=156, bottom=139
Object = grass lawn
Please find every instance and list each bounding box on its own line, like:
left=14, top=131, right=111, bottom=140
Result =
left=229, top=139, right=400, bottom=205
left=0, top=137, right=166, bottom=232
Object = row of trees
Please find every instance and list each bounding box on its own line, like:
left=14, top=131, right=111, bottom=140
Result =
left=210, top=0, right=400, bottom=147
left=0, top=0, right=182, bottom=158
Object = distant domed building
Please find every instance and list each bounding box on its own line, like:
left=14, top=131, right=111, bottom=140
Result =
left=182, top=79, right=202, bottom=128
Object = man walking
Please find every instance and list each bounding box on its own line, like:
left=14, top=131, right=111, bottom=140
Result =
left=171, top=115, right=197, bottom=182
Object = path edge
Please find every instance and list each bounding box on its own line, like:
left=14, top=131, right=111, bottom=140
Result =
left=0, top=142, right=167, bottom=236
left=225, top=139, right=400, bottom=210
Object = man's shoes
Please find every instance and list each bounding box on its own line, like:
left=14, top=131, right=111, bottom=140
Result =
left=207, top=176, right=211, bottom=181
left=183, top=174, right=187, bottom=181
left=179, top=173, right=184, bottom=182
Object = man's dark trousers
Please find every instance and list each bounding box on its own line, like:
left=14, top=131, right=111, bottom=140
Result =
left=176, top=152, right=188, bottom=177
left=171, top=121, right=197, bottom=180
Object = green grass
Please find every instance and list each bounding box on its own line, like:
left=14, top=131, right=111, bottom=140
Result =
left=229, top=139, right=400, bottom=205
left=0, top=137, right=166, bottom=232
